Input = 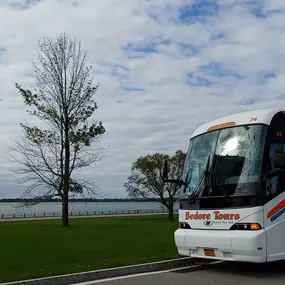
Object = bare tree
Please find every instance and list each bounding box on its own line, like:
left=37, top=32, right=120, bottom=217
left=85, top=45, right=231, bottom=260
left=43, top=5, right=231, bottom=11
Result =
left=7, top=32, right=106, bottom=227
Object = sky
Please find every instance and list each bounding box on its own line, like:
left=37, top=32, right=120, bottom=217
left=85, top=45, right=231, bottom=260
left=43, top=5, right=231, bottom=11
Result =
left=0, top=0, right=285, bottom=198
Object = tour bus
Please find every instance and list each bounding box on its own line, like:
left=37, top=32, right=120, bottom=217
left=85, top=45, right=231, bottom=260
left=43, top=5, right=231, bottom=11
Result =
left=162, top=108, right=285, bottom=263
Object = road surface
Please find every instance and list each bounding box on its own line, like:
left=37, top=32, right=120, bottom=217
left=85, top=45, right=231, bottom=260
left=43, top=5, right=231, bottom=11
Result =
left=74, top=260, right=285, bottom=285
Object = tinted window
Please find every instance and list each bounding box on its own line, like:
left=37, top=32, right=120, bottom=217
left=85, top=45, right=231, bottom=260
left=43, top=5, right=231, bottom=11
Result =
left=264, top=112, right=285, bottom=200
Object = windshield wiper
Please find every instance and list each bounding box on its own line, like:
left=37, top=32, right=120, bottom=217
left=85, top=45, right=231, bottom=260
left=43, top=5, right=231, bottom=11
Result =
left=215, top=183, right=234, bottom=204
left=188, top=172, right=206, bottom=202
left=188, top=155, right=211, bottom=203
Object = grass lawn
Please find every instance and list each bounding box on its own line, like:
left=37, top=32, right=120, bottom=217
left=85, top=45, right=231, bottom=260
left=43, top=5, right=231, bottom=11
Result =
left=0, top=214, right=180, bottom=283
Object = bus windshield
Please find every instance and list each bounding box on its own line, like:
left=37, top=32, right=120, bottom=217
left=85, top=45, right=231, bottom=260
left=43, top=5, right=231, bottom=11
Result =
left=181, top=124, right=268, bottom=208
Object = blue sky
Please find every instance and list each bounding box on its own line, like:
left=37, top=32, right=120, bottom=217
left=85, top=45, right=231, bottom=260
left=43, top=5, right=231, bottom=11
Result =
left=0, top=0, right=285, bottom=198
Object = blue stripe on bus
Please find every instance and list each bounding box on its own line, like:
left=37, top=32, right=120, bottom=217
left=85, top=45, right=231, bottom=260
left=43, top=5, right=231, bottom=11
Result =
left=270, top=208, right=285, bottom=222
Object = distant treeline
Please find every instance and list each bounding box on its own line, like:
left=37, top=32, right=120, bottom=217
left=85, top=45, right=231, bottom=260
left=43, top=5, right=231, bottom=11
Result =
left=0, top=198, right=164, bottom=203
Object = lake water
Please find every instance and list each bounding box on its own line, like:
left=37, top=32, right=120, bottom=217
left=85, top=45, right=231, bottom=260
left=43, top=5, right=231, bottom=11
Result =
left=0, top=201, right=179, bottom=217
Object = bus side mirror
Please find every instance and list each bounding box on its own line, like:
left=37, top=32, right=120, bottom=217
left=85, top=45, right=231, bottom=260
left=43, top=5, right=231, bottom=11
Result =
left=274, top=148, right=285, bottom=169
left=161, top=159, right=168, bottom=181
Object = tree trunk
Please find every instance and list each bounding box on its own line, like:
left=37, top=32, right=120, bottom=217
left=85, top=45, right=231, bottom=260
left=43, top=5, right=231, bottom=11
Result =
left=62, top=119, right=70, bottom=227
left=168, top=197, right=174, bottom=221
left=168, top=207, right=174, bottom=221
left=62, top=196, right=69, bottom=227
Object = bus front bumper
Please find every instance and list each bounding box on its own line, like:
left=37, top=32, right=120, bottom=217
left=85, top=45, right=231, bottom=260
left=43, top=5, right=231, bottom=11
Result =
left=174, top=228, right=267, bottom=263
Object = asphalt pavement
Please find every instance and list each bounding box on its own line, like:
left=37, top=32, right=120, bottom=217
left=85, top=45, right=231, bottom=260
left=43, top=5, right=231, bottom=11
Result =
left=75, top=260, right=285, bottom=285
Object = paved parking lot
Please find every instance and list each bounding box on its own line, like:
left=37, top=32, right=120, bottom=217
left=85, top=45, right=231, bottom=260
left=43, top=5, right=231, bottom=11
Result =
left=78, top=260, right=285, bottom=285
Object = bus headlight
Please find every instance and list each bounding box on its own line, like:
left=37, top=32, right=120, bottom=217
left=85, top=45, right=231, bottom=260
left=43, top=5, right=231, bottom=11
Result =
left=179, top=222, right=191, bottom=229
left=230, top=223, right=262, bottom=231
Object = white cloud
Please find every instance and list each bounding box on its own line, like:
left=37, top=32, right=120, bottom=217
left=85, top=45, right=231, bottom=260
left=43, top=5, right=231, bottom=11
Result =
left=0, top=0, right=285, bottom=198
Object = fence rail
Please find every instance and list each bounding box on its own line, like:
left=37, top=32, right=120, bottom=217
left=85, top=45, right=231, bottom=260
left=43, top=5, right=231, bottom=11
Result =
left=0, top=208, right=176, bottom=219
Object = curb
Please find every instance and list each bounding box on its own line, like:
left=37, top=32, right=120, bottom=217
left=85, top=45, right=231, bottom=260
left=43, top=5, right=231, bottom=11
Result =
left=0, top=257, right=206, bottom=285
left=170, top=260, right=224, bottom=274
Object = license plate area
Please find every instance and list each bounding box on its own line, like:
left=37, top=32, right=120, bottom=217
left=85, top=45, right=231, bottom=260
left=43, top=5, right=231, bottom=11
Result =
left=204, top=249, right=216, bottom=257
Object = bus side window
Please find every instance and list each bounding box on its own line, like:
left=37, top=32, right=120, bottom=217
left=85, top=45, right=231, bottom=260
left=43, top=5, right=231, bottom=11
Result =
left=266, top=112, right=285, bottom=197
left=268, top=143, right=285, bottom=195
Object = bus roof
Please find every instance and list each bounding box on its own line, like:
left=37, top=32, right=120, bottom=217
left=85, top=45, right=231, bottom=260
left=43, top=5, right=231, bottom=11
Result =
left=191, top=108, right=285, bottom=139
